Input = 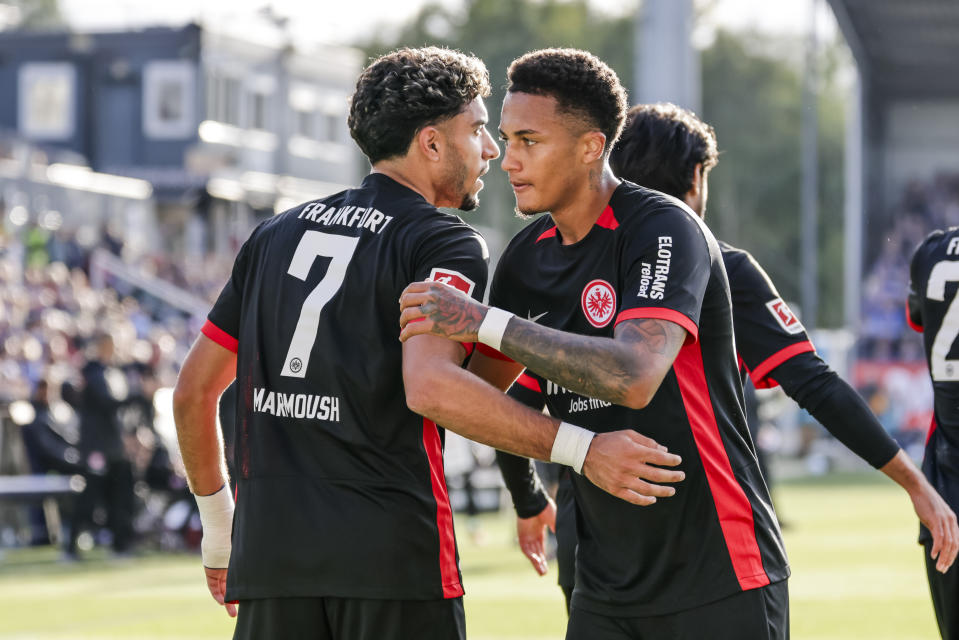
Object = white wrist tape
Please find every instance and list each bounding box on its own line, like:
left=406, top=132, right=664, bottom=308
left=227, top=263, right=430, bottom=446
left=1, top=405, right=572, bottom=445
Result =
left=477, top=307, right=514, bottom=351
left=550, top=422, right=596, bottom=475
left=194, top=485, right=234, bottom=569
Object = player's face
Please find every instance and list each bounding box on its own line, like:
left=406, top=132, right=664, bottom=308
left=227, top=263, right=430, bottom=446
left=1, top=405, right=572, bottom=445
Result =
left=499, top=92, right=589, bottom=217
left=437, top=97, right=500, bottom=211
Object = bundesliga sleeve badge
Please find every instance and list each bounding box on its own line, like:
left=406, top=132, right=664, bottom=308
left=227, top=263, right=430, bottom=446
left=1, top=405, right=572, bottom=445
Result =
left=765, top=298, right=805, bottom=334
left=582, top=279, right=616, bottom=328
left=428, top=267, right=476, bottom=296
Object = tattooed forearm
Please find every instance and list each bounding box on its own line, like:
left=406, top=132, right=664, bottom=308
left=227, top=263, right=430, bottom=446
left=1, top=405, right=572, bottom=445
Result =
left=420, top=283, right=486, bottom=341
left=500, top=317, right=686, bottom=406
left=615, top=318, right=674, bottom=355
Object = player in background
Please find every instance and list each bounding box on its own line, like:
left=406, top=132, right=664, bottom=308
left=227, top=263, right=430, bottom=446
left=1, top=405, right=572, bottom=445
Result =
left=494, top=102, right=958, bottom=613
left=401, top=49, right=790, bottom=640
left=173, top=47, right=682, bottom=640
left=908, top=228, right=959, bottom=638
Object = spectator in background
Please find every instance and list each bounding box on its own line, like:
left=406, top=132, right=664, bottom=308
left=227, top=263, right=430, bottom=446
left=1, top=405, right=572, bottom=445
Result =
left=64, top=332, right=136, bottom=559
left=22, top=379, right=83, bottom=477
left=21, top=378, right=84, bottom=545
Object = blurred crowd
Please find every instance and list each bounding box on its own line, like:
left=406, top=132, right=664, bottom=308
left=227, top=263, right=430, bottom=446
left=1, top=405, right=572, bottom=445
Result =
left=0, top=223, right=233, bottom=557
left=860, top=172, right=959, bottom=361
left=853, top=173, right=959, bottom=453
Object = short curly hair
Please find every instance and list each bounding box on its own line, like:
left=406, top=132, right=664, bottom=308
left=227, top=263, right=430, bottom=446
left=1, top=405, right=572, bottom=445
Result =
left=348, top=47, right=491, bottom=165
left=507, top=48, right=627, bottom=152
left=610, top=103, right=718, bottom=199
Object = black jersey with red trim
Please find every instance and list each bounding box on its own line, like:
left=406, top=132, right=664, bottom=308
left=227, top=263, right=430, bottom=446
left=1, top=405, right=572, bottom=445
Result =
left=720, top=242, right=814, bottom=388
left=488, top=181, right=788, bottom=617
left=724, top=242, right=900, bottom=468
left=907, top=228, right=959, bottom=541
left=203, top=173, right=489, bottom=601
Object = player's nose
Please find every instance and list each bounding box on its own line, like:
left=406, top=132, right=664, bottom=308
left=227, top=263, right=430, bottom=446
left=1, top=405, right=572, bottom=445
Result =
left=483, top=128, right=500, bottom=160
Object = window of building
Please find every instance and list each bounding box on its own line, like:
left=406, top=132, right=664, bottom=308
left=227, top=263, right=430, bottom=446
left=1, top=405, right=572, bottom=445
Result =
left=295, top=108, right=314, bottom=139
left=18, top=62, right=76, bottom=140
left=143, top=60, right=196, bottom=139
left=222, top=76, right=241, bottom=126
left=207, top=71, right=242, bottom=126
left=250, top=91, right=269, bottom=131
left=323, top=112, right=340, bottom=142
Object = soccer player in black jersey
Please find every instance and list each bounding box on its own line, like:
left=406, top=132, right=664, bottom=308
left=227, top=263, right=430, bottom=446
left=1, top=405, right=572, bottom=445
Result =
left=401, top=49, right=790, bottom=640
left=496, top=102, right=959, bottom=615
left=909, top=229, right=959, bottom=638
left=173, top=47, right=683, bottom=640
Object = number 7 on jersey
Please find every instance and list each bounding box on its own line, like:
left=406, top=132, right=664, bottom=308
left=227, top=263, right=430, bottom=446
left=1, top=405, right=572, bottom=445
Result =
left=927, top=260, right=959, bottom=381
left=282, top=231, right=360, bottom=378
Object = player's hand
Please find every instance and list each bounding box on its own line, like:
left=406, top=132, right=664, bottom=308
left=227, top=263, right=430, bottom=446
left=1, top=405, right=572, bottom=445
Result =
left=911, top=483, right=959, bottom=573
left=399, top=281, right=487, bottom=343
left=582, top=430, right=684, bottom=506
left=517, top=499, right=557, bottom=576
left=204, top=567, right=237, bottom=618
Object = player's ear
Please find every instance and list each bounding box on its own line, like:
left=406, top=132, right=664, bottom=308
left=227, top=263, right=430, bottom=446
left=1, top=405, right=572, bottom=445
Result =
left=689, top=163, right=704, bottom=197
left=581, top=131, right=607, bottom=165
left=415, top=126, right=443, bottom=162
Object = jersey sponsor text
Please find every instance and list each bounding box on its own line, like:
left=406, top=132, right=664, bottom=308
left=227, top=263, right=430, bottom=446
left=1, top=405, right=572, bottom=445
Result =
left=568, top=396, right=612, bottom=413
left=253, top=387, right=341, bottom=422
left=637, top=262, right=653, bottom=298
left=651, top=236, right=672, bottom=300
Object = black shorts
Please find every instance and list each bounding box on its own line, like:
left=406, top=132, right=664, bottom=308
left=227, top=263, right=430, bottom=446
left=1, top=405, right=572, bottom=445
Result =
left=566, top=580, right=789, bottom=640
left=233, top=595, right=465, bottom=640
left=924, top=542, right=959, bottom=640
left=555, top=471, right=577, bottom=593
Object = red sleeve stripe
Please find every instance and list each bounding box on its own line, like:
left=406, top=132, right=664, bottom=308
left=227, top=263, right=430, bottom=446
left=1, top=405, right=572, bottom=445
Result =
left=476, top=342, right=515, bottom=362
left=422, top=418, right=465, bottom=598
left=674, top=341, right=771, bottom=591
left=926, top=415, right=938, bottom=446
left=201, top=319, right=238, bottom=353
left=516, top=372, right=542, bottom=392
left=748, top=341, right=815, bottom=387
left=905, top=302, right=923, bottom=333
left=615, top=307, right=699, bottom=344
left=461, top=342, right=475, bottom=357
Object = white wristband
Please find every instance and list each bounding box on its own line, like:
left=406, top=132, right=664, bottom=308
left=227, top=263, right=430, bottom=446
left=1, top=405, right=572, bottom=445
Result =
left=550, top=421, right=596, bottom=475
left=194, top=485, right=234, bottom=569
left=477, top=307, right=514, bottom=351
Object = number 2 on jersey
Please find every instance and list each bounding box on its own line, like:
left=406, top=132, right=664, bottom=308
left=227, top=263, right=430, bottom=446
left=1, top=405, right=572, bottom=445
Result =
left=281, top=231, right=359, bottom=378
left=927, top=260, right=959, bottom=381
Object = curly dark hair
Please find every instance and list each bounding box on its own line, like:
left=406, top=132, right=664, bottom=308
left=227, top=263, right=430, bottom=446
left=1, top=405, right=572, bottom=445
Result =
left=609, top=103, right=718, bottom=199
left=348, top=47, right=491, bottom=165
left=507, top=48, right=627, bottom=152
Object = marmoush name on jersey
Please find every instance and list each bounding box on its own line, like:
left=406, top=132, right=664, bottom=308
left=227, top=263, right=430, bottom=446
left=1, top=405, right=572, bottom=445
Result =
left=253, top=387, right=341, bottom=422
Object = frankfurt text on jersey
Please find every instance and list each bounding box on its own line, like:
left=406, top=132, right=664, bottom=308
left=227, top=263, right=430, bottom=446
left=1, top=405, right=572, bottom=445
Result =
left=297, top=202, right=394, bottom=234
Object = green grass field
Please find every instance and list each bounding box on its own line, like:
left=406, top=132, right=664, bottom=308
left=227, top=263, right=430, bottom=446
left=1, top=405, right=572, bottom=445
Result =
left=0, top=473, right=942, bottom=639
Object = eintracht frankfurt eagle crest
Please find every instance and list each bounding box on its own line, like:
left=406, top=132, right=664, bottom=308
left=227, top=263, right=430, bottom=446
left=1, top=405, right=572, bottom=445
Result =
left=582, top=279, right=616, bottom=328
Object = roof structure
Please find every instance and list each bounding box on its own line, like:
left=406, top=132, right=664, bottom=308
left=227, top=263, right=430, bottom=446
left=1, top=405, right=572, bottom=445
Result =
left=828, top=0, right=959, bottom=98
